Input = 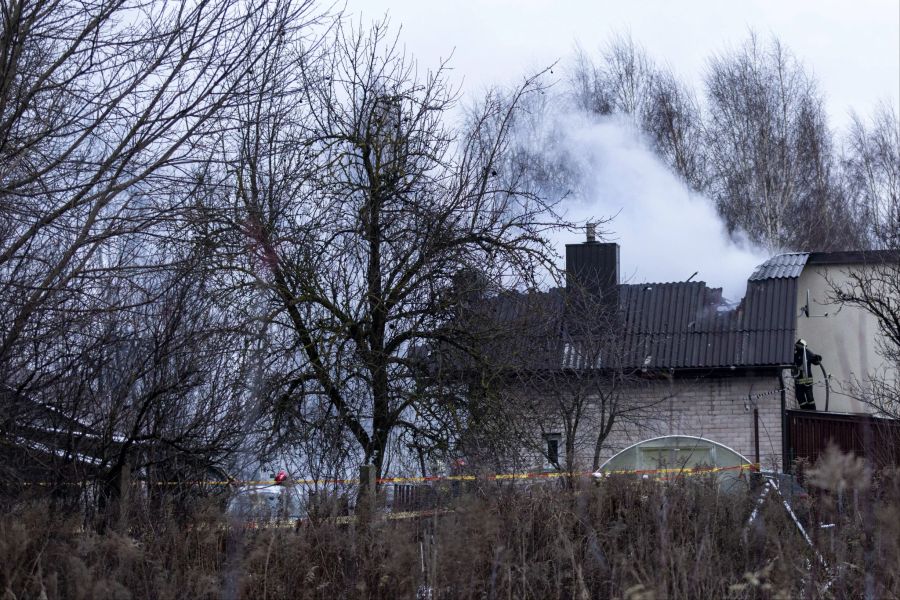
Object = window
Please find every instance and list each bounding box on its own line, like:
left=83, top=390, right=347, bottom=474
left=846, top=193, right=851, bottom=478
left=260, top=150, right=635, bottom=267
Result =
left=544, top=433, right=561, bottom=467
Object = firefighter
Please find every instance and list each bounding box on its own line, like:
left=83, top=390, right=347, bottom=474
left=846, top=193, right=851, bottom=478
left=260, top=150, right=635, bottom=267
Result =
left=793, top=339, right=822, bottom=410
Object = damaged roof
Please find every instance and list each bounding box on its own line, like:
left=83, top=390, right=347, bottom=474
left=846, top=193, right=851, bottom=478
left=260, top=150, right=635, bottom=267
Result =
left=468, top=253, right=809, bottom=372
left=616, top=271, right=798, bottom=370
left=608, top=253, right=812, bottom=369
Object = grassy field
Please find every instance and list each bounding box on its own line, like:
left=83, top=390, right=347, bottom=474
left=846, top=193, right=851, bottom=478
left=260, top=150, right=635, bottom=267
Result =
left=1, top=455, right=898, bottom=599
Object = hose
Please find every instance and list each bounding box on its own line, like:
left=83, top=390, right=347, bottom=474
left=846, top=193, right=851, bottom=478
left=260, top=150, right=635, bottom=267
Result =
left=818, top=363, right=831, bottom=412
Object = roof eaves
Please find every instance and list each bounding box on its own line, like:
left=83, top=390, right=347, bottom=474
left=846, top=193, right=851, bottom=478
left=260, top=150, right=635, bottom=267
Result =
left=807, top=250, right=900, bottom=265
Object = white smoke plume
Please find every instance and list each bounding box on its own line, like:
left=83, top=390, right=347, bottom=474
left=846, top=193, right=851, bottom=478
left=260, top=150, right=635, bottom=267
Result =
left=527, top=109, right=770, bottom=302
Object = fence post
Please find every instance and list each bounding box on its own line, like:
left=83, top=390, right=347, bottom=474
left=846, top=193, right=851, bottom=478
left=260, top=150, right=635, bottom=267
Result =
left=357, top=464, right=377, bottom=525
left=113, top=460, right=131, bottom=533
left=754, top=407, right=760, bottom=469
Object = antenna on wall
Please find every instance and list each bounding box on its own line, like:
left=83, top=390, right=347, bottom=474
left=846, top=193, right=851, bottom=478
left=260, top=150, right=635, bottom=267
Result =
left=801, top=289, right=830, bottom=318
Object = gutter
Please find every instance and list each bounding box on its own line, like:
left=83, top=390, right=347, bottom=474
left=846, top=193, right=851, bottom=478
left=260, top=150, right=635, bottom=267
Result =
left=779, top=368, right=789, bottom=473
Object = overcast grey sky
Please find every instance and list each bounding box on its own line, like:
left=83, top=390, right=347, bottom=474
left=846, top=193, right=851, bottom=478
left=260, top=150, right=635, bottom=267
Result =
left=344, top=1, right=900, bottom=297
left=346, top=0, right=899, bottom=129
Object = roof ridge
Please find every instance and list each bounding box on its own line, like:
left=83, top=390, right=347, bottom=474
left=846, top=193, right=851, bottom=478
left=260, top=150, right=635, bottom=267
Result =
left=619, top=280, right=709, bottom=287
left=748, top=253, right=809, bottom=281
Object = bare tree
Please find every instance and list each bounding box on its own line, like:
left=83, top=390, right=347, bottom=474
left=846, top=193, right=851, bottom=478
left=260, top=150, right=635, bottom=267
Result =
left=0, top=0, right=319, bottom=386
left=1, top=241, right=256, bottom=522
left=570, top=34, right=656, bottom=119
left=843, top=104, right=900, bottom=249
left=462, top=281, right=665, bottom=476
left=84, top=257, right=251, bottom=516
left=0, top=0, right=325, bottom=517
left=641, top=69, right=707, bottom=191
left=703, top=33, right=859, bottom=251
left=569, top=35, right=705, bottom=189
left=204, top=19, right=568, bottom=478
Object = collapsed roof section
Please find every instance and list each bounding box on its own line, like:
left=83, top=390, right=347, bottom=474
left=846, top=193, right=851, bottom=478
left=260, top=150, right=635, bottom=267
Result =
left=618, top=258, right=803, bottom=370
left=455, top=252, right=813, bottom=374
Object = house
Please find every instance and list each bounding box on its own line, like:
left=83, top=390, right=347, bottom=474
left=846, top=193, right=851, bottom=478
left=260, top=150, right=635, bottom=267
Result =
left=791, top=250, right=900, bottom=413
left=0, top=384, right=231, bottom=519
left=468, top=237, right=900, bottom=474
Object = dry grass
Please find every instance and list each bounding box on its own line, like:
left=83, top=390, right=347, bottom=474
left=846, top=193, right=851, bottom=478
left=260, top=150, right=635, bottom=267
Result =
left=2, top=465, right=900, bottom=599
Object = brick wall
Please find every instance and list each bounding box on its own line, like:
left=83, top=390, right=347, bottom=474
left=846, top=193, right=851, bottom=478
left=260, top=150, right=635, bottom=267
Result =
left=530, top=371, right=788, bottom=473
left=597, top=374, right=784, bottom=471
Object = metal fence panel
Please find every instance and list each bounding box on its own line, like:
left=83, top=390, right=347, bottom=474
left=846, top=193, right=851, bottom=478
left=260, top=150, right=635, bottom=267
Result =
left=786, top=409, right=900, bottom=469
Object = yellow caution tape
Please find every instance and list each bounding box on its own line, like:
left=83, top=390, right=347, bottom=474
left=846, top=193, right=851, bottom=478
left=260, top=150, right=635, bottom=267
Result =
left=15, top=463, right=759, bottom=488
left=599, top=463, right=758, bottom=476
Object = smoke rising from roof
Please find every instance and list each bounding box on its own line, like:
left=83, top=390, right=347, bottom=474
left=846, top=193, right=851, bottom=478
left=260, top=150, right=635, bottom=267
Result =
left=525, top=109, right=770, bottom=301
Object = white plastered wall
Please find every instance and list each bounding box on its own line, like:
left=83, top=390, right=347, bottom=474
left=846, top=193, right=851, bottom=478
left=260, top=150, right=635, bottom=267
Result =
left=795, top=263, right=893, bottom=413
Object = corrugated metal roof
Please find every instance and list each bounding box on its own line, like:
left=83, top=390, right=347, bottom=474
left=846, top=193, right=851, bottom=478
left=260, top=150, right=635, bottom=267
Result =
left=560, top=251, right=807, bottom=370
left=608, top=276, right=798, bottom=369
left=748, top=253, right=809, bottom=281
left=460, top=252, right=806, bottom=372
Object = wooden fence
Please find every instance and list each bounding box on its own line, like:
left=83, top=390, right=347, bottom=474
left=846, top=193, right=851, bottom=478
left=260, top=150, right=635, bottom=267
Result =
left=785, top=409, right=900, bottom=470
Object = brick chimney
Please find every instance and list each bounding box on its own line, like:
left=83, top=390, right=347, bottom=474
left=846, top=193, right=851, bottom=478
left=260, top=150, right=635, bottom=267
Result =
left=565, top=229, right=619, bottom=309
